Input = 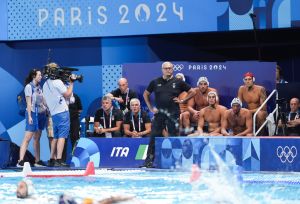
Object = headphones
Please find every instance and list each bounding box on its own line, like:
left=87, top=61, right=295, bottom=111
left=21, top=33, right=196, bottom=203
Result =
left=243, top=77, right=255, bottom=82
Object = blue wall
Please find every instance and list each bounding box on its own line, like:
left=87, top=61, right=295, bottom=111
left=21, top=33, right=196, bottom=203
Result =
left=0, top=36, right=160, bottom=161
left=156, top=136, right=300, bottom=172
left=2, top=0, right=300, bottom=40
left=1, top=33, right=300, bottom=162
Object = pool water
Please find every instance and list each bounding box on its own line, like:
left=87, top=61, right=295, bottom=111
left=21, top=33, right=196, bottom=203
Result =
left=1, top=169, right=300, bottom=204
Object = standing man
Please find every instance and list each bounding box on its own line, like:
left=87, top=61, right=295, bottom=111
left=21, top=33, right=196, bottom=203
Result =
left=187, top=77, right=218, bottom=125
left=221, top=98, right=253, bottom=136
left=189, top=91, right=226, bottom=136
left=276, top=65, right=288, bottom=84
left=62, top=93, right=83, bottom=162
left=238, top=72, right=267, bottom=135
left=143, top=61, right=195, bottom=167
left=68, top=93, right=82, bottom=149
left=42, top=63, right=74, bottom=167
left=111, top=78, right=137, bottom=114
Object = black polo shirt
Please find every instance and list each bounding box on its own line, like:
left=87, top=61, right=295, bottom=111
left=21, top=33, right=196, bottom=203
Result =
left=94, top=108, right=123, bottom=137
left=69, top=94, right=82, bottom=119
left=124, top=110, right=151, bottom=134
left=286, top=111, right=300, bottom=136
left=111, top=88, right=137, bottom=111
left=146, top=77, right=191, bottom=114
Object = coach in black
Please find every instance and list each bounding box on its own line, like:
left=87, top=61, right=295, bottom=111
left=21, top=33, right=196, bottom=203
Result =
left=123, top=98, right=151, bottom=137
left=111, top=78, right=137, bottom=114
left=94, top=96, right=123, bottom=138
left=142, top=61, right=195, bottom=167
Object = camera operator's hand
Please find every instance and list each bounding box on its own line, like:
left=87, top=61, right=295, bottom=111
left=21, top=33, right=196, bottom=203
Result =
left=69, top=74, right=76, bottom=82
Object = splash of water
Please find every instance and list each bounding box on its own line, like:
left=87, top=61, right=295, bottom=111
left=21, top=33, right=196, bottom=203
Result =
left=189, top=143, right=258, bottom=204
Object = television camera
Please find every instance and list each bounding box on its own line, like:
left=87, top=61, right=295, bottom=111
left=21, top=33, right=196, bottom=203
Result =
left=44, top=63, right=83, bottom=83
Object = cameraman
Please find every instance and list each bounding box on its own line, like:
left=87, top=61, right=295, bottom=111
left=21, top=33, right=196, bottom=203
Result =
left=42, top=63, right=74, bottom=167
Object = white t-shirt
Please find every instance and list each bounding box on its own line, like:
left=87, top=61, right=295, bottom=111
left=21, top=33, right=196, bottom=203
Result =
left=24, top=83, right=46, bottom=113
left=42, top=79, right=69, bottom=116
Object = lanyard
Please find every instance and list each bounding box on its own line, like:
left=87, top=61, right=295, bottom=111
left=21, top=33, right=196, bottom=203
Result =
left=288, top=111, right=300, bottom=121
left=103, top=107, right=113, bottom=128
left=131, top=111, right=141, bottom=132
left=30, top=81, right=39, bottom=128
left=125, top=88, right=130, bottom=108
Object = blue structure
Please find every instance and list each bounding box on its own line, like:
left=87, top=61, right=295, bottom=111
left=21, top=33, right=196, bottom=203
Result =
left=71, top=137, right=150, bottom=168
left=1, top=0, right=300, bottom=41
left=155, top=137, right=300, bottom=172
left=66, top=136, right=300, bottom=172
left=0, top=0, right=300, bottom=167
left=0, top=140, right=10, bottom=168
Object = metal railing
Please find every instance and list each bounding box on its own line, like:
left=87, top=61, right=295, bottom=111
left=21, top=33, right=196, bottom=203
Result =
left=253, top=89, right=278, bottom=136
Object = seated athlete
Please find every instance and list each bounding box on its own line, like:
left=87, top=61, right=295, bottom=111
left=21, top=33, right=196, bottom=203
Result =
left=189, top=91, right=226, bottom=136
left=238, top=72, right=267, bottom=135
left=187, top=77, right=218, bottom=126
left=221, top=98, right=253, bottom=136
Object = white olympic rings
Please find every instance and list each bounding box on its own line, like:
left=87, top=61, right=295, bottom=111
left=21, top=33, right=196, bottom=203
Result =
left=173, top=64, right=184, bottom=71
left=276, top=146, right=297, bottom=163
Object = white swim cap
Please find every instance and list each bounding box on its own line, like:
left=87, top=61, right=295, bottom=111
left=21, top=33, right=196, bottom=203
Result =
left=231, top=98, right=242, bottom=107
left=207, top=91, right=218, bottom=102
left=175, top=73, right=186, bottom=82
left=197, top=77, right=209, bottom=86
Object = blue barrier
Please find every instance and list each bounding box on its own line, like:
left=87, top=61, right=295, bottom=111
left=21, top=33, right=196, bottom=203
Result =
left=0, top=140, right=10, bottom=168
left=71, top=137, right=149, bottom=168
left=70, top=136, right=300, bottom=171
left=155, top=136, right=300, bottom=172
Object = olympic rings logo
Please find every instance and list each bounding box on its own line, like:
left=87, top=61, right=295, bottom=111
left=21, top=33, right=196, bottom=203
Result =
left=276, top=146, right=297, bottom=163
left=173, top=64, right=184, bottom=71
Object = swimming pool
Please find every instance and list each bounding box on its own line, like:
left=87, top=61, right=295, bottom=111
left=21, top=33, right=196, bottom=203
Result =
left=1, top=168, right=300, bottom=204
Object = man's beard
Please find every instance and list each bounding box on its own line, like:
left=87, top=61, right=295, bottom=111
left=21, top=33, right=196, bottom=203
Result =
left=121, top=88, right=128, bottom=94
left=247, top=84, right=253, bottom=91
left=200, top=88, right=207, bottom=94
left=233, top=110, right=240, bottom=115
left=209, top=104, right=216, bottom=109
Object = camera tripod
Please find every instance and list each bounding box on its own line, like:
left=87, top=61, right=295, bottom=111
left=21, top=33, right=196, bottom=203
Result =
left=274, top=107, right=287, bottom=136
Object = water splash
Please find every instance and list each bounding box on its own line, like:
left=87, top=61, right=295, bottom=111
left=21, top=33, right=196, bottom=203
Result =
left=189, top=143, right=258, bottom=204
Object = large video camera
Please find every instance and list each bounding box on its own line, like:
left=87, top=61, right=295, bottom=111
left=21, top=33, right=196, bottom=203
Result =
left=44, top=63, right=83, bottom=83
left=276, top=98, right=287, bottom=113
